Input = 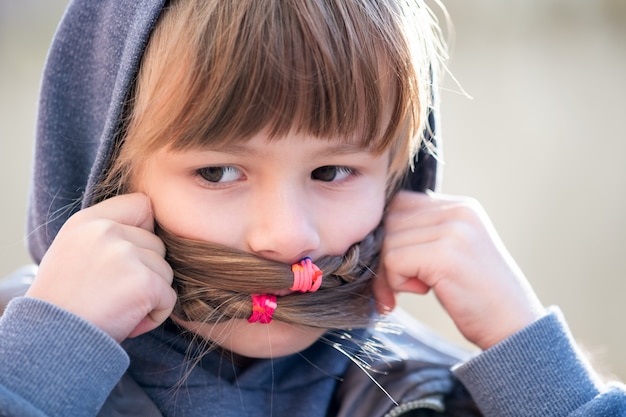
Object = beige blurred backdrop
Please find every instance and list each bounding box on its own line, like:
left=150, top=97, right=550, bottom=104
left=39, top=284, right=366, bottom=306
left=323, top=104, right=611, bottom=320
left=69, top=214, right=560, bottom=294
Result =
left=1, top=0, right=624, bottom=382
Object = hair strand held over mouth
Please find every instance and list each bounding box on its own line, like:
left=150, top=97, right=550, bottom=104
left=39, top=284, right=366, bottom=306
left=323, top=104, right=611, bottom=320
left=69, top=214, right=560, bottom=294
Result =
left=156, top=224, right=384, bottom=329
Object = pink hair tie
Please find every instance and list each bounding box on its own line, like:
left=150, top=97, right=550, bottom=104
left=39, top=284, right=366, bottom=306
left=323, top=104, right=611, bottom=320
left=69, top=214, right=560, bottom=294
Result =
left=290, top=257, right=323, bottom=293
left=248, top=294, right=277, bottom=324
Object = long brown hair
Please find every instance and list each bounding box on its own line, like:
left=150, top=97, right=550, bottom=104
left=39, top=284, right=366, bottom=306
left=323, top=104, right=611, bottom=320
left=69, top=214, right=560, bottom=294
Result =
left=159, top=224, right=383, bottom=329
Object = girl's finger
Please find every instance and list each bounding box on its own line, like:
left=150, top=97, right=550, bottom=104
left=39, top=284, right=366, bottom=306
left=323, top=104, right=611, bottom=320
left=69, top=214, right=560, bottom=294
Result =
left=122, top=225, right=166, bottom=257
left=371, top=271, right=397, bottom=313
left=138, top=247, right=173, bottom=283
left=128, top=285, right=177, bottom=338
left=85, top=193, right=155, bottom=231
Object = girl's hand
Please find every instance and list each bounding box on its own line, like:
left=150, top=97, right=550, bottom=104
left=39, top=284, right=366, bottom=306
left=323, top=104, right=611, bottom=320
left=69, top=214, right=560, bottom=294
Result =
left=375, top=191, right=545, bottom=350
left=26, top=193, right=176, bottom=343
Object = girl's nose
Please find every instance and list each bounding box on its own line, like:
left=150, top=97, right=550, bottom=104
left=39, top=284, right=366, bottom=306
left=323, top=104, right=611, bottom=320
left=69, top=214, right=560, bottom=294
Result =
left=245, top=186, right=320, bottom=264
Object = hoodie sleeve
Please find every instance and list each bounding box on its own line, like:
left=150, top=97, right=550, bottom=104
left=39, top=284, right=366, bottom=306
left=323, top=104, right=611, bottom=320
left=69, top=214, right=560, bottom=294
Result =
left=0, top=297, right=129, bottom=417
left=453, top=307, right=626, bottom=416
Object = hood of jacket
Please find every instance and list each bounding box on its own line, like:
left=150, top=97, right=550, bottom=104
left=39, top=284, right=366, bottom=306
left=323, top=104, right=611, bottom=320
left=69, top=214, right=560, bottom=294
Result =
left=27, top=0, right=441, bottom=263
left=28, top=0, right=166, bottom=262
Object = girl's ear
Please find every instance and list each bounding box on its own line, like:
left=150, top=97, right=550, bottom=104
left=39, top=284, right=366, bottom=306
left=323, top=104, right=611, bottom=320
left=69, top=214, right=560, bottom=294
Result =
left=403, top=108, right=441, bottom=193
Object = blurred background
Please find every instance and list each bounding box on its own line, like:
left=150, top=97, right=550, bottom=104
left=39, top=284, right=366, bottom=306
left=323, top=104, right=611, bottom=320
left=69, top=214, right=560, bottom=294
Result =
left=1, top=0, right=624, bottom=381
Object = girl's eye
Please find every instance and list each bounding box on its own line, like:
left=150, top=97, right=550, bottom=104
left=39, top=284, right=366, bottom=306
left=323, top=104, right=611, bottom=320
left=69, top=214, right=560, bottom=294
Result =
left=196, top=166, right=243, bottom=183
left=311, top=166, right=356, bottom=182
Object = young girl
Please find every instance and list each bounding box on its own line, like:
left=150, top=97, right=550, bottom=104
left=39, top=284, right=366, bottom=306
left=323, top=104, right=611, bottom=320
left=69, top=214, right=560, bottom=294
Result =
left=0, top=0, right=624, bottom=416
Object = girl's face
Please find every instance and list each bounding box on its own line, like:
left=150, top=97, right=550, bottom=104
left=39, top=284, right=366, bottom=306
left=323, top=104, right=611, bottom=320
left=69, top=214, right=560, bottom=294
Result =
left=135, top=130, right=389, bottom=358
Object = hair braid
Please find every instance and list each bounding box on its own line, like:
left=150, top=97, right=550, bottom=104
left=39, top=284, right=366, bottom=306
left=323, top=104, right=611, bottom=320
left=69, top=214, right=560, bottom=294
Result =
left=157, top=224, right=383, bottom=329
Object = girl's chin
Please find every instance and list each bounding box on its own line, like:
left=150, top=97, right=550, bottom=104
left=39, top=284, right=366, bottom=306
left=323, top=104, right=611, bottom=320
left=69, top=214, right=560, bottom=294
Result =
left=174, top=317, right=326, bottom=358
